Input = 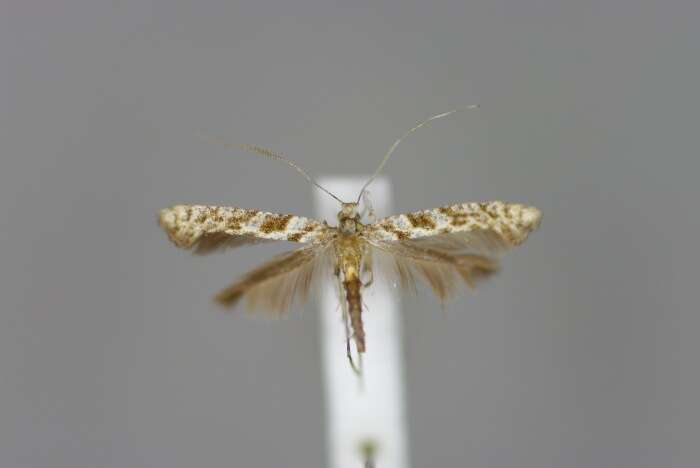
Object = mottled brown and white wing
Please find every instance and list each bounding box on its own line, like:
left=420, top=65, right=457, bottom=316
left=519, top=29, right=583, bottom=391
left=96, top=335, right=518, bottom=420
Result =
left=366, top=201, right=542, bottom=246
left=159, top=205, right=330, bottom=254
left=364, top=201, right=542, bottom=302
left=214, top=244, right=334, bottom=315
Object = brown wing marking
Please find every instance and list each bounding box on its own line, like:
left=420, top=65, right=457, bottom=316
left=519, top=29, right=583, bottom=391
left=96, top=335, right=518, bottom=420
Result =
left=214, top=244, right=332, bottom=314
left=158, top=205, right=329, bottom=254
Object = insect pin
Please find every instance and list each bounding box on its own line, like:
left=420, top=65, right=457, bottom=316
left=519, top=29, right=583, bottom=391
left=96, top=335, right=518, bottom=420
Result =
left=159, top=107, right=542, bottom=372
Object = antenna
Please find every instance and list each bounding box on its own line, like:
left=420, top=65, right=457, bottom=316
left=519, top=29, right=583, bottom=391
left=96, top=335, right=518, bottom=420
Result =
left=196, top=131, right=345, bottom=204
left=356, top=104, right=479, bottom=203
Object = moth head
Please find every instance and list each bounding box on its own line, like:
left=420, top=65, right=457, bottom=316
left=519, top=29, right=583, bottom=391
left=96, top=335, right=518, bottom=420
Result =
left=339, top=202, right=359, bottom=218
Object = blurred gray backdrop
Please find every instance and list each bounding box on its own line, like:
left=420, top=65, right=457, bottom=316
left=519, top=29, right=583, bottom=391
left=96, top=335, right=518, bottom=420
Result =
left=2, top=1, right=699, bottom=467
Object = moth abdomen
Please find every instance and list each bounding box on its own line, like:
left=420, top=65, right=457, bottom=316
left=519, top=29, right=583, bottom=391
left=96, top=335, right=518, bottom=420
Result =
left=343, top=275, right=365, bottom=353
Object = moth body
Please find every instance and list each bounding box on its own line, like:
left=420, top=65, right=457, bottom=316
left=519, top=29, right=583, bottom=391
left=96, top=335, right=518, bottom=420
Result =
left=333, top=216, right=370, bottom=353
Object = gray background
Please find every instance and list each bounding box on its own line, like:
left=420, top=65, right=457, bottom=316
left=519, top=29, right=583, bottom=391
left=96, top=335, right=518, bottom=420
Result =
left=2, top=1, right=699, bottom=467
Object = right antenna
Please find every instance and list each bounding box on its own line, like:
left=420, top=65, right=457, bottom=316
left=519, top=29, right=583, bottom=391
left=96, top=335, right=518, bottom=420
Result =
left=356, top=104, right=479, bottom=203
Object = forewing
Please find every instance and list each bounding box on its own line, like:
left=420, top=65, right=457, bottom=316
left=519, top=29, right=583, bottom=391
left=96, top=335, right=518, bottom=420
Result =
left=366, top=201, right=542, bottom=247
left=159, top=205, right=329, bottom=254
left=214, top=243, right=334, bottom=314
left=365, top=201, right=542, bottom=302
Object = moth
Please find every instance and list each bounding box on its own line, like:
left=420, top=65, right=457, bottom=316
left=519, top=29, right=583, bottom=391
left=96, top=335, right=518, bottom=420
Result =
left=159, top=107, right=542, bottom=369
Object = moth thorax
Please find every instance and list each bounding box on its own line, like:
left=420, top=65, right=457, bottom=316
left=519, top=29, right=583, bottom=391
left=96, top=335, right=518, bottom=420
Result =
left=337, top=202, right=361, bottom=235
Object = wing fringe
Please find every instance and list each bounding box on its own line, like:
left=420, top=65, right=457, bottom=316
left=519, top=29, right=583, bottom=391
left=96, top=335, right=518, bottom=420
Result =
left=372, top=237, right=500, bottom=303
left=192, top=232, right=272, bottom=255
left=215, top=245, right=331, bottom=314
left=386, top=250, right=499, bottom=302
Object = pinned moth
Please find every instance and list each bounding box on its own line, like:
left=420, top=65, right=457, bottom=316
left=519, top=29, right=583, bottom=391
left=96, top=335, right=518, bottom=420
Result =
left=159, top=107, right=542, bottom=370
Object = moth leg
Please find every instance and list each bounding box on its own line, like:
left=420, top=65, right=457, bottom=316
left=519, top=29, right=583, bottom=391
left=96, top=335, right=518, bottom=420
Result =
left=361, top=248, right=374, bottom=289
left=360, top=190, right=377, bottom=223
left=344, top=309, right=362, bottom=377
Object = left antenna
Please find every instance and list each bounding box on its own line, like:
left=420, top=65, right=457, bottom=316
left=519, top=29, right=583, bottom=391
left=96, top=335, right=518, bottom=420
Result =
left=196, top=131, right=345, bottom=204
